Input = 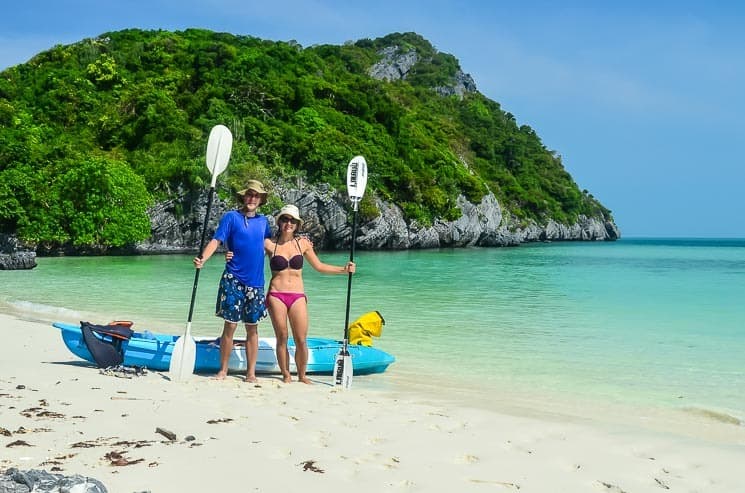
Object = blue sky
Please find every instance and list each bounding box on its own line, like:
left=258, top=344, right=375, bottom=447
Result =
left=2, top=1, right=743, bottom=237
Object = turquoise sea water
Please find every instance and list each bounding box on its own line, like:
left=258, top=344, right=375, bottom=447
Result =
left=2, top=238, right=744, bottom=429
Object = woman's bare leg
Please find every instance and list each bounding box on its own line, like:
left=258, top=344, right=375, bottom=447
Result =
left=267, top=296, right=292, bottom=383
left=288, top=298, right=311, bottom=384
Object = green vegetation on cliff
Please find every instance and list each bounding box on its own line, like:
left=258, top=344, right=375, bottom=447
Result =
left=0, top=29, right=612, bottom=250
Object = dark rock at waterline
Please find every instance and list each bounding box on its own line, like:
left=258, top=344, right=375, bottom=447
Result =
left=0, top=468, right=107, bottom=493
left=0, top=252, right=36, bottom=270
left=0, top=234, right=36, bottom=270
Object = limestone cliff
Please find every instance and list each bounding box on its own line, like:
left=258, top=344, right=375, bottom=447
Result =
left=134, top=184, right=619, bottom=254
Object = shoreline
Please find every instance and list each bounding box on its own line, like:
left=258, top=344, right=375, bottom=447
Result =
left=6, top=301, right=745, bottom=435
left=6, top=302, right=745, bottom=435
left=2, top=312, right=744, bottom=492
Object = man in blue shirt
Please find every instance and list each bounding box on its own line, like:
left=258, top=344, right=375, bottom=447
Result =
left=193, top=180, right=271, bottom=382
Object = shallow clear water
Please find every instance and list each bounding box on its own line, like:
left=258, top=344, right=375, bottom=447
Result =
left=2, top=238, right=744, bottom=426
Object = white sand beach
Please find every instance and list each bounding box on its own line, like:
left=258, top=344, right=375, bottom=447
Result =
left=1, top=311, right=744, bottom=492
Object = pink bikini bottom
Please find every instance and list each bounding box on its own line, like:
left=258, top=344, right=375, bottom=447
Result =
left=267, top=291, right=307, bottom=309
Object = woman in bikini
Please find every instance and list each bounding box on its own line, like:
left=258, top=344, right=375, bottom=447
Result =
left=264, top=204, right=355, bottom=383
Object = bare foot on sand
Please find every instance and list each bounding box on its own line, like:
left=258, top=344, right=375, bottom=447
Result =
left=298, top=376, right=313, bottom=385
left=245, top=375, right=258, bottom=383
left=214, top=370, right=228, bottom=380
left=281, top=374, right=292, bottom=384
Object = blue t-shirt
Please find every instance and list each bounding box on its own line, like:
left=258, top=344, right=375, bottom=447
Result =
left=213, top=210, right=271, bottom=287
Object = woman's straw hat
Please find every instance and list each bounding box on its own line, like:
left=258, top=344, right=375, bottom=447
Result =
left=275, top=204, right=303, bottom=227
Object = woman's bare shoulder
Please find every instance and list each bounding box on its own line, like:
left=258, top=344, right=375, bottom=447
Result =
left=296, top=235, right=314, bottom=252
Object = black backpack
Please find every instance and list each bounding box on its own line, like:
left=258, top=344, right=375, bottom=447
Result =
left=80, top=321, right=134, bottom=368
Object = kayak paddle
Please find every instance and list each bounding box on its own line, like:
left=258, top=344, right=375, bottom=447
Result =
left=333, top=155, right=368, bottom=389
left=169, top=124, right=233, bottom=382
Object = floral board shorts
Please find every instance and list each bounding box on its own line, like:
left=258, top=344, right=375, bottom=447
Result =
left=215, top=270, right=267, bottom=324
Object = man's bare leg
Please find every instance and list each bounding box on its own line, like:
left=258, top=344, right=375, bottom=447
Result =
left=216, top=321, right=238, bottom=379
left=244, top=323, right=259, bottom=382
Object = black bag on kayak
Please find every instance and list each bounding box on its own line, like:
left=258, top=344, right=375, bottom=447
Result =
left=80, top=321, right=134, bottom=368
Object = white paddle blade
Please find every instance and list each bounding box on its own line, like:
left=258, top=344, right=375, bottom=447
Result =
left=333, top=353, right=353, bottom=389
left=206, top=125, right=233, bottom=187
left=168, top=325, right=197, bottom=382
left=346, top=155, right=368, bottom=204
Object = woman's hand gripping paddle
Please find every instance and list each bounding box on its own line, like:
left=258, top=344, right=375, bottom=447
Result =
left=333, top=155, right=368, bottom=389
left=169, top=124, right=233, bottom=382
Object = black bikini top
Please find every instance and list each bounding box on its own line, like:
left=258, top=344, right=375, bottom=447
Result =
left=270, top=238, right=304, bottom=271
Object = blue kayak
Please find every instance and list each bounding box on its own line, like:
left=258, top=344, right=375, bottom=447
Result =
left=52, top=322, right=395, bottom=375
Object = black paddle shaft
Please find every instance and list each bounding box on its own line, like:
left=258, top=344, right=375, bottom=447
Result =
left=187, top=186, right=215, bottom=323
left=342, top=206, right=359, bottom=345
